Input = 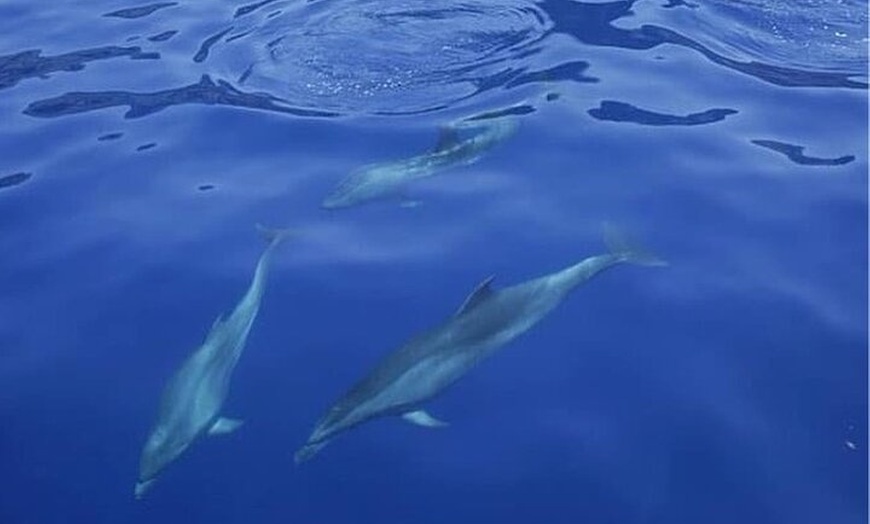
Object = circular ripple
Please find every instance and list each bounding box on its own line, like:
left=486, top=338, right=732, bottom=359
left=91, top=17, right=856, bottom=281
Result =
left=219, top=0, right=550, bottom=114
left=672, top=0, right=868, bottom=76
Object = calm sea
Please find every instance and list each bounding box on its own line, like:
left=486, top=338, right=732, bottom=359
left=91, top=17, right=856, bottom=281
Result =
left=0, top=1, right=867, bottom=523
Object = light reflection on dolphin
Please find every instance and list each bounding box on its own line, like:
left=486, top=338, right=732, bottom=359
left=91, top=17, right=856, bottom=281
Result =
left=295, top=226, right=666, bottom=462
left=322, top=117, right=517, bottom=209
left=135, top=226, right=290, bottom=498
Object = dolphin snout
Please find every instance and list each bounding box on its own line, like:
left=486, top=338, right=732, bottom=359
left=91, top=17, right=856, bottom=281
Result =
left=294, top=440, right=327, bottom=463
left=134, top=479, right=156, bottom=499
left=320, top=196, right=345, bottom=210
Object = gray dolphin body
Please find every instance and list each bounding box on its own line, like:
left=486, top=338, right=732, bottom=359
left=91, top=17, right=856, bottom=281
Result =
left=322, top=118, right=517, bottom=209
left=295, top=228, right=665, bottom=462
left=135, top=227, right=289, bottom=498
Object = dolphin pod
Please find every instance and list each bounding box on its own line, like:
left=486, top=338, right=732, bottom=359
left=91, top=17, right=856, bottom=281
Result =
left=136, top=226, right=291, bottom=498
left=295, top=226, right=666, bottom=462
left=135, top=119, right=666, bottom=496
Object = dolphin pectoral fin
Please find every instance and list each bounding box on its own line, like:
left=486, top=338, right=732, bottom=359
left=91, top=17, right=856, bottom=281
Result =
left=134, top=478, right=156, bottom=499
left=434, top=125, right=460, bottom=152
left=208, top=417, right=244, bottom=436
left=395, top=187, right=422, bottom=209
left=402, top=410, right=449, bottom=428
left=455, top=275, right=495, bottom=316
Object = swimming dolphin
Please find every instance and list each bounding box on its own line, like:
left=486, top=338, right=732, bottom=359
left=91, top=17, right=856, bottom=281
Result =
left=321, top=117, right=517, bottom=209
left=295, top=226, right=666, bottom=462
left=135, top=225, right=290, bottom=498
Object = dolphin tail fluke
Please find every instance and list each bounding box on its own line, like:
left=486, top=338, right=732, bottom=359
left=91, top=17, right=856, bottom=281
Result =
left=603, top=223, right=668, bottom=267
left=256, top=224, right=294, bottom=248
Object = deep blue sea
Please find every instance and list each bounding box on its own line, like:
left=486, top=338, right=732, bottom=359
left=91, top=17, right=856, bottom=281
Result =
left=1, top=1, right=868, bottom=523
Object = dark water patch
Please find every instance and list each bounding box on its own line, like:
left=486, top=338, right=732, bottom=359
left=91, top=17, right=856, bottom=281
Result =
left=505, top=61, right=598, bottom=89
left=23, top=75, right=339, bottom=119
left=588, top=101, right=737, bottom=126
left=0, top=172, right=32, bottom=190
left=194, top=27, right=234, bottom=63
left=97, top=132, right=123, bottom=141
left=234, top=0, right=281, bottom=18
left=0, top=47, right=158, bottom=91
left=465, top=104, right=536, bottom=121
left=226, top=30, right=255, bottom=44
left=103, top=2, right=178, bottom=19
left=148, top=30, right=178, bottom=42
left=136, top=143, right=157, bottom=151
left=662, top=0, right=697, bottom=8
left=198, top=184, right=215, bottom=191
left=126, top=36, right=140, bottom=42
left=539, top=0, right=867, bottom=90
left=751, top=139, right=856, bottom=166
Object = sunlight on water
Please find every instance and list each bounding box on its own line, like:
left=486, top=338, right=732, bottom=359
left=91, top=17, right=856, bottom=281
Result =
left=213, top=0, right=551, bottom=113
left=648, top=0, right=869, bottom=76
left=0, top=0, right=866, bottom=522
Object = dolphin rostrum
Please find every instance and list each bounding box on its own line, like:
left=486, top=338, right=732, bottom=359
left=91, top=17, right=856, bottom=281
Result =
left=135, top=225, right=290, bottom=498
left=295, top=226, right=666, bottom=462
left=321, top=117, right=517, bottom=209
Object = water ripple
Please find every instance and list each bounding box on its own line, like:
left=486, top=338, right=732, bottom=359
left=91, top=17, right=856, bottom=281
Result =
left=210, top=0, right=552, bottom=114
left=102, top=2, right=178, bottom=20
left=22, top=75, right=338, bottom=119
left=654, top=0, right=869, bottom=77
left=751, top=139, right=857, bottom=166
left=0, top=46, right=158, bottom=91
left=539, top=0, right=868, bottom=89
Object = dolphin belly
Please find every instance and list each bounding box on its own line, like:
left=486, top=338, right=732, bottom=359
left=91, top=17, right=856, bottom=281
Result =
left=363, top=351, right=477, bottom=416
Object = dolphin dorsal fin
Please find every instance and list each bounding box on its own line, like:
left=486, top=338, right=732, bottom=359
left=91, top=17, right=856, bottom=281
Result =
left=433, top=125, right=460, bottom=153
left=455, top=275, right=495, bottom=316
left=205, top=315, right=226, bottom=340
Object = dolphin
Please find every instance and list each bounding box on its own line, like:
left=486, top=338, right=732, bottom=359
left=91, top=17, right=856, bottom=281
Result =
left=295, top=226, right=666, bottom=462
left=135, top=225, right=290, bottom=498
left=321, top=117, right=517, bottom=209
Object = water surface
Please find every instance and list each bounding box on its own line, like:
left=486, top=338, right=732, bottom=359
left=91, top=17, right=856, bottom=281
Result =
left=0, top=1, right=866, bottom=523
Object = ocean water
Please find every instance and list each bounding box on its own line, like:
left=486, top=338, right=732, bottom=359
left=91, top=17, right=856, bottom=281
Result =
left=0, top=0, right=867, bottom=523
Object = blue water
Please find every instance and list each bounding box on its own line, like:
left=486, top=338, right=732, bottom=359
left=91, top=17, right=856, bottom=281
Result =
left=1, top=0, right=867, bottom=522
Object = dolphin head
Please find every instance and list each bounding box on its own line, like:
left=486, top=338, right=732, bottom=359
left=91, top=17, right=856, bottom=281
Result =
left=321, top=166, right=393, bottom=209
left=134, top=478, right=156, bottom=499
left=294, top=440, right=328, bottom=463
left=295, top=402, right=366, bottom=463
left=135, top=426, right=187, bottom=497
